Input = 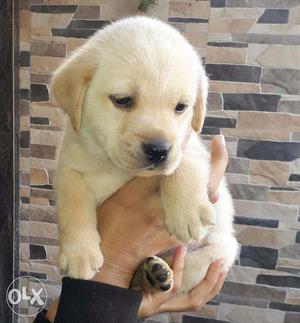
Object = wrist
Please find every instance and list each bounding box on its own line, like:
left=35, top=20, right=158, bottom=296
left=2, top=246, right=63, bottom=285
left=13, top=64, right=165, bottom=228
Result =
left=92, top=261, right=136, bottom=289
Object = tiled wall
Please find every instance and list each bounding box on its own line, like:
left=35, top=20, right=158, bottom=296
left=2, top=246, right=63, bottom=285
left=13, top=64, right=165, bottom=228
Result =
left=18, top=1, right=300, bottom=322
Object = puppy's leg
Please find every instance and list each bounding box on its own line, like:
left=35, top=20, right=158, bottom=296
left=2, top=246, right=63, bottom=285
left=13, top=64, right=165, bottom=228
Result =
left=160, top=134, right=212, bottom=243
left=131, top=256, right=173, bottom=293
left=55, top=168, right=102, bottom=279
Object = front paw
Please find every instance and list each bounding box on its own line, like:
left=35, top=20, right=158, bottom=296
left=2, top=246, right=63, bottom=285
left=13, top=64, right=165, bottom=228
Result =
left=163, top=199, right=213, bottom=243
left=59, top=232, right=103, bottom=279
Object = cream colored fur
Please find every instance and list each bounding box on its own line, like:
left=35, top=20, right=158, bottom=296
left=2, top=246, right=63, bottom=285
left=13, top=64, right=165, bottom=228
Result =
left=51, top=16, right=238, bottom=291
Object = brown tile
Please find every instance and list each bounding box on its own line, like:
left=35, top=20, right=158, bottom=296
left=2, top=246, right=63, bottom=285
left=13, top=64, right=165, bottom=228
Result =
left=30, top=221, right=58, bottom=239
left=31, top=129, right=63, bottom=146
left=31, top=168, right=49, bottom=185
left=31, top=73, right=52, bottom=84
left=169, top=1, right=210, bottom=19
left=31, top=197, right=50, bottom=206
left=206, top=46, right=247, bottom=64
left=208, top=17, right=255, bottom=34
left=66, top=38, right=87, bottom=54
left=74, top=5, right=100, bottom=19
left=99, top=0, right=140, bottom=19
left=250, top=160, right=290, bottom=186
left=20, top=9, right=30, bottom=29
left=31, top=12, right=73, bottom=29
left=31, top=187, right=55, bottom=200
left=209, top=81, right=260, bottom=93
left=268, top=190, right=300, bottom=206
left=31, top=144, right=57, bottom=159
left=21, top=173, right=30, bottom=186
left=31, top=56, right=64, bottom=74
left=31, top=40, right=66, bottom=57
left=20, top=100, right=30, bottom=116
left=20, top=68, right=30, bottom=89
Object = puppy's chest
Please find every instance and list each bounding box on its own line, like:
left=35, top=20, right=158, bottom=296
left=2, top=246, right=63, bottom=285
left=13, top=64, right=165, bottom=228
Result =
left=85, top=168, right=131, bottom=204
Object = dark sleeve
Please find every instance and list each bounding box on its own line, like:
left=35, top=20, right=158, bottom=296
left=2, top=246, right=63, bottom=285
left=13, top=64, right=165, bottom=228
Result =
left=33, top=277, right=143, bottom=323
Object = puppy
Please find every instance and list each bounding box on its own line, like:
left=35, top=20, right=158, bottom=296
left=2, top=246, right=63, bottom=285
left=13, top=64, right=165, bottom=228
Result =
left=51, top=16, right=238, bottom=293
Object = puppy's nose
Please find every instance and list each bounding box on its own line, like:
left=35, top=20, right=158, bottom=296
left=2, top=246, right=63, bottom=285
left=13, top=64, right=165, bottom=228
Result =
left=143, top=141, right=171, bottom=165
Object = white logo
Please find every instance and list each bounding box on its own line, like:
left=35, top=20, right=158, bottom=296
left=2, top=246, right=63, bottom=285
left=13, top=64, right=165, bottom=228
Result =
left=6, top=275, right=48, bottom=317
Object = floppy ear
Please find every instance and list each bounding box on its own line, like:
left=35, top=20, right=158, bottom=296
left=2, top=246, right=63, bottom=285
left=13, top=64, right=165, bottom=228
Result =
left=191, top=72, right=208, bottom=134
left=51, top=46, right=98, bottom=132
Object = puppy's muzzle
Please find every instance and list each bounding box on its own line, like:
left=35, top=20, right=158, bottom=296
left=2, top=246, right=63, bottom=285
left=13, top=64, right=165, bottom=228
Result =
left=143, top=140, right=171, bottom=165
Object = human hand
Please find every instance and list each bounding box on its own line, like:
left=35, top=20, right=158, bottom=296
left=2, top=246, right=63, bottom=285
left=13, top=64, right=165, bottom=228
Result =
left=45, top=135, right=228, bottom=321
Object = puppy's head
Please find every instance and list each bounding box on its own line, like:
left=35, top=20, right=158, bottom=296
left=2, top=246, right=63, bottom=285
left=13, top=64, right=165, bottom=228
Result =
left=51, top=17, right=208, bottom=176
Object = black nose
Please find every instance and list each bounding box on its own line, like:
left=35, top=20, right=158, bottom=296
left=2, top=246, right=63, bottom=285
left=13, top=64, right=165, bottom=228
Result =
left=143, top=141, right=171, bottom=165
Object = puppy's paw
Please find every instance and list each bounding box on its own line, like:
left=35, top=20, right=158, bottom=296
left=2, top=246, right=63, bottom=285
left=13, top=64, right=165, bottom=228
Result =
left=163, top=199, right=213, bottom=243
left=59, top=233, right=103, bottom=279
left=143, top=256, right=173, bottom=293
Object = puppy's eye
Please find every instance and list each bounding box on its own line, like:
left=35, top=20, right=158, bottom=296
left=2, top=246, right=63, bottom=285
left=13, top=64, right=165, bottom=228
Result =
left=110, top=95, right=134, bottom=108
left=175, top=103, right=188, bottom=114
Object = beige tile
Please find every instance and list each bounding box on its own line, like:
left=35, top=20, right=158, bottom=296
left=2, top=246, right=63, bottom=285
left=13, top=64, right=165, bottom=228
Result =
left=208, top=17, right=255, bottom=34
left=31, top=128, right=63, bottom=146
left=236, top=226, right=296, bottom=248
left=20, top=68, right=30, bottom=89
left=31, top=158, right=58, bottom=170
left=31, top=197, right=50, bottom=205
left=289, top=4, right=300, bottom=24
left=247, top=43, right=270, bottom=66
left=30, top=221, right=59, bottom=239
left=250, top=160, right=290, bottom=186
left=268, top=190, right=300, bottom=206
left=256, top=45, right=300, bottom=69
left=31, top=168, right=49, bottom=185
left=100, top=0, right=140, bottom=19
left=206, top=46, right=247, bottom=64
left=20, top=9, right=30, bottom=29
left=211, top=8, right=264, bottom=19
left=31, top=12, right=73, bottom=29
left=209, top=81, right=260, bottom=93
left=222, top=128, right=291, bottom=141
left=249, top=24, right=300, bottom=35
left=169, top=1, right=210, bottom=19
left=66, top=38, right=87, bottom=54
left=31, top=56, right=64, bottom=73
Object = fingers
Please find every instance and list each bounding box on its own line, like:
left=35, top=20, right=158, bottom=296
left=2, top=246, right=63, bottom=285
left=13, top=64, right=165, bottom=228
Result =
left=138, top=246, right=187, bottom=319
left=158, top=260, right=225, bottom=313
left=208, top=135, right=228, bottom=204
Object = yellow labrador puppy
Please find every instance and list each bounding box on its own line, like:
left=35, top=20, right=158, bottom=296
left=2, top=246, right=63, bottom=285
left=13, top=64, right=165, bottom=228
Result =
left=51, top=16, right=238, bottom=293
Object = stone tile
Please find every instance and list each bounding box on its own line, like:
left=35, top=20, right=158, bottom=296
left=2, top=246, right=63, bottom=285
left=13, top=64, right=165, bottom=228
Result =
left=256, top=274, right=300, bottom=289
left=211, top=0, right=226, bottom=8
left=232, top=33, right=300, bottom=45
left=208, top=17, right=255, bottom=34
left=30, top=221, right=58, bottom=239
left=222, top=281, right=286, bottom=302
left=279, top=100, right=300, bottom=114
left=31, top=12, right=73, bottom=29
left=289, top=5, right=300, bottom=24
left=204, top=117, right=236, bottom=128
left=207, top=92, right=222, bottom=111
left=233, top=200, right=298, bottom=226
left=31, top=168, right=49, bottom=185
left=236, top=226, right=296, bottom=248
left=216, top=293, right=268, bottom=308
left=210, top=82, right=260, bottom=93
left=227, top=157, right=250, bottom=174
left=240, top=245, right=278, bottom=269
left=169, top=1, right=210, bottom=19
left=20, top=68, right=30, bottom=89
left=31, top=56, right=64, bottom=73
left=74, top=5, right=100, bottom=19
left=30, top=263, right=60, bottom=282
left=99, top=0, right=140, bottom=20
left=270, top=302, right=300, bottom=312
left=206, top=46, right=247, bottom=64
left=31, top=84, right=49, bottom=102
left=227, top=0, right=300, bottom=9
left=31, top=40, right=66, bottom=57
left=31, top=5, right=78, bottom=13
left=20, top=51, right=30, bottom=67
left=66, top=38, right=86, bottom=53
left=249, top=160, right=289, bottom=186
left=229, top=183, right=267, bottom=201
left=31, top=117, right=50, bottom=125
left=174, top=23, right=208, bottom=48
left=237, top=139, right=300, bottom=162
left=206, top=64, right=261, bottom=83
left=211, top=7, right=264, bottom=19
left=182, top=317, right=229, bottom=323
left=234, top=217, right=279, bottom=228
left=31, top=129, right=62, bottom=146
left=285, top=312, right=300, bottom=323
left=66, top=19, right=110, bottom=29
left=207, top=41, right=248, bottom=48
left=29, top=244, right=47, bottom=259
left=258, top=9, right=289, bottom=24
left=31, top=158, right=57, bottom=171
left=262, top=68, right=300, bottom=95
left=268, top=190, right=300, bottom=206
left=226, top=265, right=259, bottom=284
left=31, top=144, right=57, bottom=159
left=255, top=45, right=300, bottom=69
left=168, top=17, right=208, bottom=23
left=219, top=304, right=285, bottom=323
left=280, top=244, right=300, bottom=259
left=52, top=28, right=96, bottom=38
left=223, top=93, right=280, bottom=112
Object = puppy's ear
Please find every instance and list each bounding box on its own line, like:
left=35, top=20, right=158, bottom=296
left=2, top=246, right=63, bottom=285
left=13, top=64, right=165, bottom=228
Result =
left=191, top=72, right=208, bottom=134
left=51, top=46, right=97, bottom=132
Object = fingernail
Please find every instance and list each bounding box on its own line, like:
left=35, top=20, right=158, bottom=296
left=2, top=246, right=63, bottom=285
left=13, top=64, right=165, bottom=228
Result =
left=219, top=134, right=226, bottom=147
